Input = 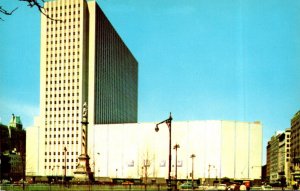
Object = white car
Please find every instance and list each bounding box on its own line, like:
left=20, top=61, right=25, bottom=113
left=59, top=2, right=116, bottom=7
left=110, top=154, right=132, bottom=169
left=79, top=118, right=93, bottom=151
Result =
left=217, top=184, right=227, bottom=190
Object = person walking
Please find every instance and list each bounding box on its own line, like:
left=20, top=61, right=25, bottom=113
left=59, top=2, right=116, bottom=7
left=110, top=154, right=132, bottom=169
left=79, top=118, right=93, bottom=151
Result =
left=292, top=180, right=298, bottom=191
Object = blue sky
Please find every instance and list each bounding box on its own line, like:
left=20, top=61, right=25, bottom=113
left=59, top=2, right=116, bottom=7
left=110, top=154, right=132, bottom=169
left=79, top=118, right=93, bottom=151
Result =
left=0, top=0, right=300, bottom=164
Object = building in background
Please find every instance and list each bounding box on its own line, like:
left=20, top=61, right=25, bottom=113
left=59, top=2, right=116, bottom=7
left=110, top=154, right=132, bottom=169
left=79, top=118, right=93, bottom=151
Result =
left=291, top=111, right=300, bottom=182
left=266, top=129, right=291, bottom=185
left=39, top=0, right=138, bottom=177
left=0, top=122, right=10, bottom=181
left=25, top=117, right=41, bottom=180
left=284, top=129, right=291, bottom=184
left=261, top=164, right=267, bottom=183
left=0, top=114, right=26, bottom=182
left=278, top=129, right=291, bottom=185
left=0, top=123, right=10, bottom=153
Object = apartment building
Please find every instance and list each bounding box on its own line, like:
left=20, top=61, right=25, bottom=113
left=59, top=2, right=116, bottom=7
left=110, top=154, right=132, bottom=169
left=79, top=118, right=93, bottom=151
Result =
left=266, top=129, right=291, bottom=185
left=291, top=111, right=300, bottom=182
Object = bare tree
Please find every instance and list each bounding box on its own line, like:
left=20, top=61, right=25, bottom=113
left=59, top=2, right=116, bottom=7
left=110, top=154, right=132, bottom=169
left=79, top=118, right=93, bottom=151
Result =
left=0, top=6, right=18, bottom=21
left=0, top=0, right=61, bottom=21
left=140, top=150, right=156, bottom=191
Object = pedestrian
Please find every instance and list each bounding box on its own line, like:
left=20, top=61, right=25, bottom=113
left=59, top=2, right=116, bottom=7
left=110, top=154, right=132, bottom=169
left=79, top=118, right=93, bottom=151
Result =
left=293, top=180, right=298, bottom=191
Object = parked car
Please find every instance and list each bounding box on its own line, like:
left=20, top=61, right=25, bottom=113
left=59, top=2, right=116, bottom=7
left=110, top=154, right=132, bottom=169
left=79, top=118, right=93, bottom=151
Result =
left=179, top=181, right=199, bottom=190
left=2, top=179, right=10, bottom=184
left=261, top=185, right=272, bottom=190
left=217, top=184, right=228, bottom=190
left=180, top=181, right=194, bottom=189
left=122, top=181, right=133, bottom=185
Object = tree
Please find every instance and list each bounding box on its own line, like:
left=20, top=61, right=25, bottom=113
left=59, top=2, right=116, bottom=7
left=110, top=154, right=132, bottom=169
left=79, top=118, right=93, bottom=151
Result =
left=139, top=150, right=156, bottom=191
left=0, top=0, right=60, bottom=21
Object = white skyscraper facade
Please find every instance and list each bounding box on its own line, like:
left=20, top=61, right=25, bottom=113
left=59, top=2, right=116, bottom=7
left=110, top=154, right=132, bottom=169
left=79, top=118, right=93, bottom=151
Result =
left=38, top=0, right=138, bottom=177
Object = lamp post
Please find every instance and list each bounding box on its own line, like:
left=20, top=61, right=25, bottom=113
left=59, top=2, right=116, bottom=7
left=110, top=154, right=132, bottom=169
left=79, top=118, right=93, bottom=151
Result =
left=64, top=146, right=67, bottom=185
left=173, top=144, right=180, bottom=191
left=190, top=154, right=196, bottom=191
left=155, top=113, right=173, bottom=191
left=208, top=164, right=214, bottom=186
left=93, top=152, right=100, bottom=179
left=52, top=166, right=55, bottom=183
left=96, top=153, right=100, bottom=177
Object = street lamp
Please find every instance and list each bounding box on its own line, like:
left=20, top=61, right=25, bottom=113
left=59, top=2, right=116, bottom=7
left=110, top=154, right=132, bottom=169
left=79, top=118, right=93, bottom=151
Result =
left=190, top=154, right=196, bottom=191
left=173, top=144, right=180, bottom=190
left=64, top=146, right=67, bottom=185
left=208, top=164, right=215, bottom=186
left=155, top=113, right=173, bottom=191
left=52, top=166, right=55, bottom=183
left=93, top=152, right=100, bottom=178
left=96, top=153, right=100, bottom=177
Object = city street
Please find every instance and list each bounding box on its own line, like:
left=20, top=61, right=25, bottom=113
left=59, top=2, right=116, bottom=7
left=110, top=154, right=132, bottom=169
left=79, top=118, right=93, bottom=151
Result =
left=0, top=184, right=297, bottom=191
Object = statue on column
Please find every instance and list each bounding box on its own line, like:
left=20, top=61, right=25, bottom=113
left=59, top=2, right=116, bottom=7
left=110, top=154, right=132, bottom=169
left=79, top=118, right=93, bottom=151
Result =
left=74, top=101, right=92, bottom=182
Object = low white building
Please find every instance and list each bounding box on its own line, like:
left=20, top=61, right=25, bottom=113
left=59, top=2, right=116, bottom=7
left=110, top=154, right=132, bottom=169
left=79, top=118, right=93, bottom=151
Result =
left=26, top=120, right=262, bottom=181
left=88, top=120, right=262, bottom=180
left=26, top=117, right=42, bottom=177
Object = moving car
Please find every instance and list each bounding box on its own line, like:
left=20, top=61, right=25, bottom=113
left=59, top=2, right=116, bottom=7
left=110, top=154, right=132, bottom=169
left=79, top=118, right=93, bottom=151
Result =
left=180, top=181, right=193, bottom=189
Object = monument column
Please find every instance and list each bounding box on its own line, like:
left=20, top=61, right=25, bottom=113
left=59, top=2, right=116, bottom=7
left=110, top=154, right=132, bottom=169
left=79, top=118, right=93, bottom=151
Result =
left=74, top=102, right=92, bottom=181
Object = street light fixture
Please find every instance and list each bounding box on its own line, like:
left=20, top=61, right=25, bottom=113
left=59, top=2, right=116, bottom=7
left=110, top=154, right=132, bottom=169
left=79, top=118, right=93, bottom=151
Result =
left=93, top=152, right=100, bottom=178
left=208, top=164, right=215, bottom=186
left=155, top=113, right=173, bottom=191
left=64, top=146, right=67, bottom=185
left=173, top=144, right=180, bottom=190
left=190, top=154, right=196, bottom=191
left=97, top=153, right=100, bottom=177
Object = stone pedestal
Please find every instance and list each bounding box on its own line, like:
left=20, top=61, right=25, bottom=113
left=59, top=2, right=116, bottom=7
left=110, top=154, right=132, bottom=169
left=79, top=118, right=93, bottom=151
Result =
left=73, top=154, right=92, bottom=181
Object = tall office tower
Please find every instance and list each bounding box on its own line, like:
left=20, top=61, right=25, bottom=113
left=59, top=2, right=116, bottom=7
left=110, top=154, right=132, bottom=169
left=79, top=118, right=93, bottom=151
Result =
left=88, top=1, right=138, bottom=125
left=40, top=0, right=138, bottom=176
